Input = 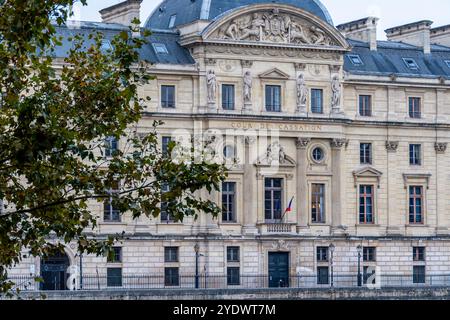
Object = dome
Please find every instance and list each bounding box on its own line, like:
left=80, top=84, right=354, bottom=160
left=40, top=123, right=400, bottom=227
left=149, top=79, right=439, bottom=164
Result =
left=146, top=0, right=334, bottom=30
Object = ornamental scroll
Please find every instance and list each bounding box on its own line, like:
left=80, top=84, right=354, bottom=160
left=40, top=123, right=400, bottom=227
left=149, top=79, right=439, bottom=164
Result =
left=211, top=9, right=336, bottom=46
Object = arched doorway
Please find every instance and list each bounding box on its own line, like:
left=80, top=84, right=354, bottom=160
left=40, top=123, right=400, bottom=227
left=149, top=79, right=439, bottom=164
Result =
left=40, top=251, right=70, bottom=291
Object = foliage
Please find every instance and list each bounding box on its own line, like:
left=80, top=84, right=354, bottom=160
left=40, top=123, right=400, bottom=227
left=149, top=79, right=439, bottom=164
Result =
left=0, top=0, right=226, bottom=294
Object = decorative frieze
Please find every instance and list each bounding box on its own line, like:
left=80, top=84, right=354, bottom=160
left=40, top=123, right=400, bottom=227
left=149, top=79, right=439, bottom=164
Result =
left=385, top=141, right=399, bottom=152
left=435, top=142, right=448, bottom=154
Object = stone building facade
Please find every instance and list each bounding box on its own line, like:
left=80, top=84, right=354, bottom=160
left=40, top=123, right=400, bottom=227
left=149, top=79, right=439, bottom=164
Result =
left=8, top=0, right=450, bottom=290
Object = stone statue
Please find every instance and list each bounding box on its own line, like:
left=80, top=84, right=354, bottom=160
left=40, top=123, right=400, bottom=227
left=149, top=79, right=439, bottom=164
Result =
left=266, top=142, right=287, bottom=164
left=331, top=75, right=341, bottom=109
left=206, top=70, right=217, bottom=104
left=243, top=71, right=252, bottom=104
left=296, top=74, right=308, bottom=108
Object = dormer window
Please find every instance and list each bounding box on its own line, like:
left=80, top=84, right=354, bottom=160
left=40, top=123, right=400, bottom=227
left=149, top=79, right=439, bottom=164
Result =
left=153, top=43, right=168, bottom=54
left=348, top=54, right=363, bottom=66
left=168, top=15, right=176, bottom=28
left=403, top=58, right=419, bottom=70
left=445, top=60, right=450, bottom=69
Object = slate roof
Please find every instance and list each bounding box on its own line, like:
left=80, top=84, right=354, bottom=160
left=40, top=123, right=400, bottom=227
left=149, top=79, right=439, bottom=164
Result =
left=53, top=22, right=450, bottom=77
left=53, top=22, right=194, bottom=65
left=145, top=0, right=334, bottom=30
left=344, top=39, right=450, bottom=79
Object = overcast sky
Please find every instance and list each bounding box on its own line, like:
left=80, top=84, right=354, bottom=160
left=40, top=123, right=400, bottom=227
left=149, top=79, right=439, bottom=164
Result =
left=72, top=0, right=450, bottom=40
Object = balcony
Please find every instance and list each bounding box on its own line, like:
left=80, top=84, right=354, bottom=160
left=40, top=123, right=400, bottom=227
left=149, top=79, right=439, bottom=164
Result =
left=258, top=222, right=297, bottom=234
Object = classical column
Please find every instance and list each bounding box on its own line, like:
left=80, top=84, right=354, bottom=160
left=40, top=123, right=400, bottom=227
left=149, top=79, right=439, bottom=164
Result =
left=330, top=138, right=348, bottom=234
left=242, top=135, right=258, bottom=235
left=296, top=137, right=311, bottom=233
left=385, top=141, right=401, bottom=235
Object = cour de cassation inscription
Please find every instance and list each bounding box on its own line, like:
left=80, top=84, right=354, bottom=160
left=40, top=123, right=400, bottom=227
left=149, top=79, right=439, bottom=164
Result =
left=230, top=122, right=322, bottom=131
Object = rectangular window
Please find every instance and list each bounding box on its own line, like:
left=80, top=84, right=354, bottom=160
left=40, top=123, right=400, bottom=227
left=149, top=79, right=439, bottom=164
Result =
left=359, top=185, right=374, bottom=224
left=164, top=247, right=179, bottom=263
left=107, top=268, right=122, bottom=287
left=413, top=266, right=426, bottom=284
left=107, top=247, right=122, bottom=263
left=363, top=266, right=376, bottom=285
left=161, top=85, right=175, bottom=108
left=161, top=182, right=174, bottom=223
left=311, top=184, right=325, bottom=223
left=104, top=181, right=120, bottom=222
left=222, top=182, right=236, bottom=223
left=359, top=95, right=372, bottom=117
left=153, top=43, right=168, bottom=54
left=162, top=136, right=172, bottom=157
left=222, top=84, right=235, bottom=110
left=409, top=186, right=423, bottom=224
left=164, top=267, right=179, bottom=286
left=445, top=60, right=450, bottom=69
left=104, top=136, right=118, bottom=158
left=409, top=144, right=422, bottom=165
left=317, top=266, right=329, bottom=285
left=265, top=85, right=281, bottom=112
left=360, top=143, right=372, bottom=164
left=403, top=58, right=419, bottom=70
left=264, top=178, right=283, bottom=221
left=227, top=267, right=240, bottom=286
left=409, top=97, right=421, bottom=118
left=311, top=89, right=323, bottom=114
left=413, top=247, right=426, bottom=262
left=316, top=247, right=329, bottom=262
left=363, top=247, right=376, bottom=262
left=227, top=247, right=240, bottom=262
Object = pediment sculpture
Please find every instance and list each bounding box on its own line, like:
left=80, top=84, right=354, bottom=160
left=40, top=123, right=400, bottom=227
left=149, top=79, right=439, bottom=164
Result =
left=257, top=142, right=295, bottom=166
left=211, top=9, right=337, bottom=46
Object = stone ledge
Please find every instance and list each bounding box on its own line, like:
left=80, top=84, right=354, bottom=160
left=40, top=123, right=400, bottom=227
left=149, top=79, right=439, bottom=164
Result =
left=6, top=287, right=450, bottom=300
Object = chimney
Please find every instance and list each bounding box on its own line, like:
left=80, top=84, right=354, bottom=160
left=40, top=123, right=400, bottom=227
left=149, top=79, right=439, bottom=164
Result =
left=431, top=24, right=450, bottom=47
left=100, top=0, right=142, bottom=27
left=337, top=17, right=379, bottom=51
left=385, top=20, right=433, bottom=54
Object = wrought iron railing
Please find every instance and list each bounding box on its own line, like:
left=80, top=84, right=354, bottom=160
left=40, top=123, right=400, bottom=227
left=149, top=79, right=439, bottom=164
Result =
left=6, top=273, right=450, bottom=291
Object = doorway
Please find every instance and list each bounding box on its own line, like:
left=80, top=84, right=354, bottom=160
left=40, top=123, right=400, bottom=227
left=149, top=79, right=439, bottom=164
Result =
left=268, top=252, right=290, bottom=288
left=40, top=251, right=70, bottom=290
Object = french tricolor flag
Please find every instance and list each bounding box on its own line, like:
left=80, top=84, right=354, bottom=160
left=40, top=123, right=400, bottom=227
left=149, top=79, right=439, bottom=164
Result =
left=284, top=196, right=294, bottom=214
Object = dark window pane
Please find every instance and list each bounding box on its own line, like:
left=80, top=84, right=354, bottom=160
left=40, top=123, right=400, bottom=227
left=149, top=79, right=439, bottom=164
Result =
left=311, top=184, right=325, bottom=223
left=316, top=247, right=328, bottom=262
left=265, top=86, right=281, bottom=112
left=227, top=267, right=240, bottom=285
left=409, top=97, right=421, bottom=118
left=222, top=182, right=236, bottom=222
left=227, top=247, right=240, bottom=262
left=222, top=85, right=235, bottom=110
left=413, top=266, right=426, bottom=284
left=105, top=136, right=118, bottom=158
left=161, top=85, right=176, bottom=108
left=363, top=247, right=376, bottom=262
left=107, top=247, right=122, bottom=263
left=164, top=247, right=179, bottom=262
left=264, top=178, right=284, bottom=221
left=311, top=89, right=323, bottom=114
left=359, top=95, right=372, bottom=116
left=164, top=267, right=179, bottom=286
left=317, top=267, right=329, bottom=285
left=107, top=268, right=122, bottom=287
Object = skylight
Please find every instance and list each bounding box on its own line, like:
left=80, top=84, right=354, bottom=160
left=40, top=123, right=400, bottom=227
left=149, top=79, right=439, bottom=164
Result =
left=348, top=54, right=363, bottom=66
left=153, top=43, right=169, bottom=54
left=403, top=58, right=419, bottom=70
left=445, top=60, right=450, bottom=69
left=168, top=15, right=177, bottom=28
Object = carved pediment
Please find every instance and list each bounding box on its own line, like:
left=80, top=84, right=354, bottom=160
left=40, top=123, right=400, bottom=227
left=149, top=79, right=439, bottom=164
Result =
left=259, top=68, right=290, bottom=80
left=202, top=5, right=349, bottom=49
left=353, top=166, right=383, bottom=188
